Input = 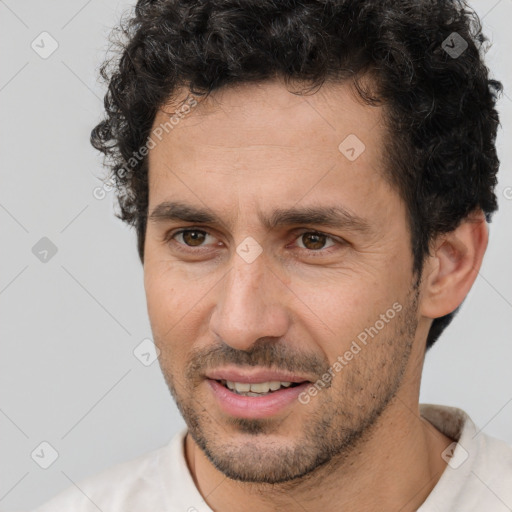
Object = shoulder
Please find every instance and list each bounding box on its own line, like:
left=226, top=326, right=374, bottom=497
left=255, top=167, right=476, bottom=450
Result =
left=30, top=431, right=185, bottom=512
left=473, top=428, right=512, bottom=503
left=420, top=404, right=512, bottom=511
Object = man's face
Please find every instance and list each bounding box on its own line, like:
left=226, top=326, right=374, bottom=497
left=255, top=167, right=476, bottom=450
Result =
left=144, top=79, right=422, bottom=483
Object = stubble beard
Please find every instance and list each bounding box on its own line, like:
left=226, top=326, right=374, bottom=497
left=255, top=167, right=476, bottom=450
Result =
left=160, top=287, right=419, bottom=485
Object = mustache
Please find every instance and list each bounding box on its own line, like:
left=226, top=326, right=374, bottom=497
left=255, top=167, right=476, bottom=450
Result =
left=185, top=339, right=331, bottom=384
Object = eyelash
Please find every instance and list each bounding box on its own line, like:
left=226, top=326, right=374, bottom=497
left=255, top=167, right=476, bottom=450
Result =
left=164, top=227, right=343, bottom=257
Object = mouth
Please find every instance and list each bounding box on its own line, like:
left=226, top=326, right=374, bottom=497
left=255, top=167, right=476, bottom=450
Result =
left=204, top=368, right=314, bottom=419
left=215, top=379, right=304, bottom=397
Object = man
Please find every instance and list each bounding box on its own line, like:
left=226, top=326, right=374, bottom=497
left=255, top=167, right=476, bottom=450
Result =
left=32, top=0, right=511, bottom=510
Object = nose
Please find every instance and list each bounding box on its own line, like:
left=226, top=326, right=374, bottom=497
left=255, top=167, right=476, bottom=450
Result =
left=209, top=250, right=290, bottom=352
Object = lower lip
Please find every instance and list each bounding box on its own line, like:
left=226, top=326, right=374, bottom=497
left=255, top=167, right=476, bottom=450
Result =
left=207, top=379, right=310, bottom=419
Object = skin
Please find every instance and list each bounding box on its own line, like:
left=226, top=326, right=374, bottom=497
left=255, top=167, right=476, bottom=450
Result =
left=143, top=77, right=488, bottom=511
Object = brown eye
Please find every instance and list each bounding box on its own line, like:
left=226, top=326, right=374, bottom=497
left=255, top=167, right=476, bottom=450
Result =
left=176, top=229, right=209, bottom=247
left=297, top=232, right=335, bottom=251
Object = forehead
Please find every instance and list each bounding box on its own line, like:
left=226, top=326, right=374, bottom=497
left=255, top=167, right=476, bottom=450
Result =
left=146, top=78, right=400, bottom=232
left=151, top=78, right=384, bottom=154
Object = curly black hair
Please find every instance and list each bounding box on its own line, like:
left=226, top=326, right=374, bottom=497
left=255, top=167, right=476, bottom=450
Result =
left=90, top=0, right=503, bottom=349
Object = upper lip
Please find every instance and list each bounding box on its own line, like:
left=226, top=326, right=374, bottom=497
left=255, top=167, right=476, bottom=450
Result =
left=205, top=367, right=313, bottom=384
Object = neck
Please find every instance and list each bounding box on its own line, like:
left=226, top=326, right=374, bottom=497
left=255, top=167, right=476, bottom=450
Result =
left=185, top=390, right=452, bottom=512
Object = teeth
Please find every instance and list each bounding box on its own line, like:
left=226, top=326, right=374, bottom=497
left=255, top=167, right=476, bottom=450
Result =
left=268, top=381, right=282, bottom=391
left=223, top=380, right=295, bottom=394
left=249, top=382, right=272, bottom=393
left=234, top=382, right=251, bottom=393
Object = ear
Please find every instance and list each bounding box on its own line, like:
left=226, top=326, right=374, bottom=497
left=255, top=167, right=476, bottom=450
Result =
left=420, top=210, right=489, bottom=319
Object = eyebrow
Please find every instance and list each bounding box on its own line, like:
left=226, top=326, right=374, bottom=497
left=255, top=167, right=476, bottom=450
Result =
left=148, top=200, right=371, bottom=234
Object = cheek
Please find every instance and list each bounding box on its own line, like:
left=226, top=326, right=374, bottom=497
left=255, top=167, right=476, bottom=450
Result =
left=144, top=266, right=188, bottom=348
left=291, top=275, right=402, bottom=357
left=143, top=264, right=216, bottom=346
left=144, top=269, right=174, bottom=321
left=144, top=271, right=189, bottom=381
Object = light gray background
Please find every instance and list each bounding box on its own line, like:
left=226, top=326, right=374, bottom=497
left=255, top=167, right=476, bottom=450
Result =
left=1, top=0, right=511, bottom=510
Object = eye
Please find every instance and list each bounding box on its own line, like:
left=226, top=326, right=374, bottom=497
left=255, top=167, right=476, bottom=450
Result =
left=167, top=228, right=219, bottom=250
left=293, top=231, right=338, bottom=252
left=165, top=228, right=342, bottom=256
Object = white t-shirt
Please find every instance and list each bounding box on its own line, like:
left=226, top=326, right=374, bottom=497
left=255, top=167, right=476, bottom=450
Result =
left=29, top=404, right=512, bottom=511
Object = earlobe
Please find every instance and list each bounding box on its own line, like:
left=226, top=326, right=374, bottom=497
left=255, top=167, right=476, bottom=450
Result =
left=420, top=210, right=489, bottom=320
